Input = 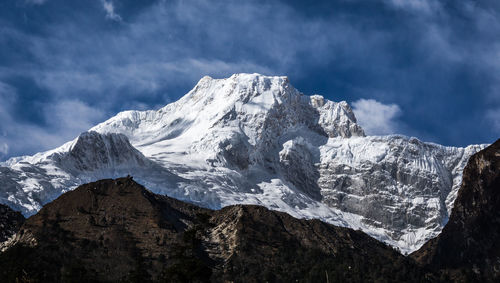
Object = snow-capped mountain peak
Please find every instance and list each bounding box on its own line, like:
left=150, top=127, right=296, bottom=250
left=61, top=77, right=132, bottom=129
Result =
left=92, top=74, right=364, bottom=144
left=0, top=73, right=486, bottom=253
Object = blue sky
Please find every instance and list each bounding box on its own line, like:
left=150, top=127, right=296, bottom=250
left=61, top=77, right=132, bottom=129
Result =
left=0, top=0, right=499, bottom=160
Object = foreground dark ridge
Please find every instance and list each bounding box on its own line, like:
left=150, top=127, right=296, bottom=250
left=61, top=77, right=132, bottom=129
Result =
left=0, top=177, right=433, bottom=282
left=412, top=138, right=500, bottom=282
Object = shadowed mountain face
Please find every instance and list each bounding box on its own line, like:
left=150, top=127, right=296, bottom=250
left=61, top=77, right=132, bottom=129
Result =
left=0, top=177, right=434, bottom=282
left=412, top=139, right=500, bottom=282
left=0, top=204, right=24, bottom=243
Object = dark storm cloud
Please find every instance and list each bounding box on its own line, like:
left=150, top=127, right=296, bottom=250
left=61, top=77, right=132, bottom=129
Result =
left=0, top=0, right=498, bottom=160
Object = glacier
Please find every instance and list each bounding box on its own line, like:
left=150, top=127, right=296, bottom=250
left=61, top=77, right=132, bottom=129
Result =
left=0, top=73, right=485, bottom=253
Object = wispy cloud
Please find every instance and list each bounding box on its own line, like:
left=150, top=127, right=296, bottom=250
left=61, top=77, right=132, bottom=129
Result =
left=3, top=0, right=390, bottom=100
left=1, top=0, right=350, bottom=104
left=0, top=81, right=107, bottom=159
left=44, top=100, right=106, bottom=135
left=0, top=83, right=15, bottom=159
left=352, top=99, right=402, bottom=136
left=0, top=0, right=499, bottom=159
left=0, top=143, right=8, bottom=158
left=101, top=0, right=122, bottom=22
left=384, top=0, right=441, bottom=15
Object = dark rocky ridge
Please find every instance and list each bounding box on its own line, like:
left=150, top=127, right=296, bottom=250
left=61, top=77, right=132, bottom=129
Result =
left=412, top=139, right=500, bottom=282
left=0, top=204, right=24, bottom=243
left=0, top=177, right=434, bottom=282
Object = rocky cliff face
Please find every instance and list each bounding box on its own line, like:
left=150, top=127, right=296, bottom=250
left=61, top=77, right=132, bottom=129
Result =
left=0, top=177, right=434, bottom=282
left=0, top=73, right=485, bottom=252
left=0, top=204, right=24, bottom=243
left=412, top=139, right=500, bottom=281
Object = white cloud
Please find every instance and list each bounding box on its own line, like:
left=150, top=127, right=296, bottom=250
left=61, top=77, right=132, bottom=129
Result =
left=352, top=98, right=402, bottom=135
left=101, top=0, right=122, bottom=22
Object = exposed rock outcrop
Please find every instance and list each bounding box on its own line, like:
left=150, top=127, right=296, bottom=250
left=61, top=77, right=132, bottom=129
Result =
left=0, top=177, right=434, bottom=282
left=412, top=139, right=500, bottom=282
left=0, top=204, right=24, bottom=243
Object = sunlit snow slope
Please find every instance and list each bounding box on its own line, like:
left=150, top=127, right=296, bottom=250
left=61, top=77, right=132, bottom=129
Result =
left=0, top=74, right=485, bottom=253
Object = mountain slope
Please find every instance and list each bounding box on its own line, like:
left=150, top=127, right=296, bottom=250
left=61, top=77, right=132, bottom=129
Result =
left=412, top=139, right=500, bottom=281
left=0, top=131, right=183, bottom=214
left=0, top=204, right=24, bottom=243
left=0, top=177, right=435, bottom=282
left=0, top=73, right=485, bottom=252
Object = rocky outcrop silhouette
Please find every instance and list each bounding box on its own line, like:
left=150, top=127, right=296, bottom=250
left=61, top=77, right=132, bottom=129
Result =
left=0, top=177, right=433, bottom=282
